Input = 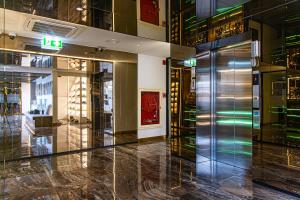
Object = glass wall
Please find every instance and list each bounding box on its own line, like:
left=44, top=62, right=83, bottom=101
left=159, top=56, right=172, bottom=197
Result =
left=0, top=1, right=138, bottom=162
left=244, top=0, right=300, bottom=147
left=1, top=0, right=137, bottom=36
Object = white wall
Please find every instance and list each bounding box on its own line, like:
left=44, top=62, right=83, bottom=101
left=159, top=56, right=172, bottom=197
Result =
left=35, top=75, right=53, bottom=115
left=21, top=83, right=31, bottom=114
left=136, top=0, right=166, bottom=41
left=138, top=54, right=166, bottom=139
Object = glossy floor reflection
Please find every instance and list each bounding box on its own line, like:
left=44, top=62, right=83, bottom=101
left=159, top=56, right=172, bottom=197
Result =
left=253, top=142, right=300, bottom=197
left=171, top=135, right=196, bottom=162
left=0, top=116, right=137, bottom=161
left=0, top=141, right=298, bottom=200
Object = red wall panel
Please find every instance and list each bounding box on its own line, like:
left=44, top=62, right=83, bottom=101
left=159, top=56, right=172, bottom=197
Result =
left=140, top=0, right=159, bottom=26
left=141, top=91, right=160, bottom=125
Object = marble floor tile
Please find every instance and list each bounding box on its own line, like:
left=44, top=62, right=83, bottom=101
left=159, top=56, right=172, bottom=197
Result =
left=0, top=142, right=299, bottom=200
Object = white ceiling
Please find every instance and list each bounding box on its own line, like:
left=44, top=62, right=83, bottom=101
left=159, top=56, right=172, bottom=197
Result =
left=0, top=9, right=171, bottom=58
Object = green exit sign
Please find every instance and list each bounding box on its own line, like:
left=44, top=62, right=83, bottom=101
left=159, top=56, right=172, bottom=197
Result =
left=184, top=58, right=196, bottom=67
left=41, top=36, right=63, bottom=50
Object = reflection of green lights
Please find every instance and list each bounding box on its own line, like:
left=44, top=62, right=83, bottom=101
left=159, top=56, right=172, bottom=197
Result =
left=287, top=128, right=300, bottom=133
left=216, top=7, right=233, bottom=13
left=219, top=140, right=252, bottom=146
left=184, top=144, right=196, bottom=149
left=287, top=115, right=300, bottom=118
left=183, top=119, right=196, bottom=122
left=272, top=106, right=286, bottom=109
left=272, top=123, right=284, bottom=126
left=217, top=119, right=252, bottom=126
left=184, top=110, right=196, bottom=113
left=287, top=108, right=300, bottom=111
left=287, top=133, right=300, bottom=140
left=218, top=149, right=252, bottom=156
left=253, top=123, right=260, bottom=129
left=217, top=111, right=252, bottom=116
left=286, top=41, right=300, bottom=46
left=285, top=16, right=300, bottom=22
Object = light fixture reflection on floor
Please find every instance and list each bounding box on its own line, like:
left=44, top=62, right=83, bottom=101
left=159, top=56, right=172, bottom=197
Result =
left=76, top=7, right=84, bottom=11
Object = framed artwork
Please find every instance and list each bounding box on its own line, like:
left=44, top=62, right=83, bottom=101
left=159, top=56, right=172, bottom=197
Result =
left=140, top=0, right=159, bottom=26
left=141, top=91, right=160, bottom=125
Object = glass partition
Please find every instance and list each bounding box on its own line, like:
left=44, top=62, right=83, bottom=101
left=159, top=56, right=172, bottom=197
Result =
left=0, top=49, right=137, bottom=162
left=1, top=0, right=138, bottom=36
left=0, top=0, right=138, bottom=168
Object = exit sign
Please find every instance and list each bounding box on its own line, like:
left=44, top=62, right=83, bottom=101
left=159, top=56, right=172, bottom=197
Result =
left=41, top=36, right=63, bottom=50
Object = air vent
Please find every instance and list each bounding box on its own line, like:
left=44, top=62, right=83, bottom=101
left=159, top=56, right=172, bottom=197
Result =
left=26, top=19, right=77, bottom=37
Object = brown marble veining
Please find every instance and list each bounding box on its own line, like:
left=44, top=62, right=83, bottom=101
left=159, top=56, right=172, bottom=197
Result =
left=0, top=141, right=298, bottom=200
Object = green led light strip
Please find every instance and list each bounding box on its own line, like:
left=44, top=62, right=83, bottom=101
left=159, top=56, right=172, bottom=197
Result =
left=286, top=41, right=300, bottom=46
left=185, top=16, right=196, bottom=22
left=212, top=5, right=242, bottom=19
left=286, top=34, right=300, bottom=39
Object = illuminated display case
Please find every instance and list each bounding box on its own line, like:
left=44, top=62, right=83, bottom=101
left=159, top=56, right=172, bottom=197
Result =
left=208, top=6, right=244, bottom=42
left=169, top=1, right=246, bottom=47
left=287, top=48, right=300, bottom=139
left=171, top=68, right=181, bottom=136
left=68, top=77, right=88, bottom=124
left=170, top=64, right=196, bottom=137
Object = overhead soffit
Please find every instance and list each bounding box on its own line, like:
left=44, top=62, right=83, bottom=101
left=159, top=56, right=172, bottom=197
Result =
left=0, top=9, right=170, bottom=62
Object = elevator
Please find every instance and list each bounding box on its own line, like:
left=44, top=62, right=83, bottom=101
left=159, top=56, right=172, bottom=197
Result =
left=196, top=42, right=252, bottom=169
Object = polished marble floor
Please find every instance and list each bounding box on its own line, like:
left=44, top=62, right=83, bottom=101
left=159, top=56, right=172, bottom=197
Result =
left=253, top=142, right=300, bottom=197
left=0, top=141, right=299, bottom=200
left=0, top=116, right=137, bottom=161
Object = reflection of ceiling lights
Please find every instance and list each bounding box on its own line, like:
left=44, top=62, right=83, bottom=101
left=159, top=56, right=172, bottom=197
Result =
left=76, top=7, right=84, bottom=11
left=105, top=39, right=120, bottom=45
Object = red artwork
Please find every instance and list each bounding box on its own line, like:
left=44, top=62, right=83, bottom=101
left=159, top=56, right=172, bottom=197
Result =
left=140, top=0, right=159, bottom=26
left=141, top=91, right=160, bottom=125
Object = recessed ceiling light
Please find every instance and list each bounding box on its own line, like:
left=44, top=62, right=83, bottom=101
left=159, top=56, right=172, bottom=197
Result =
left=76, top=7, right=84, bottom=11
